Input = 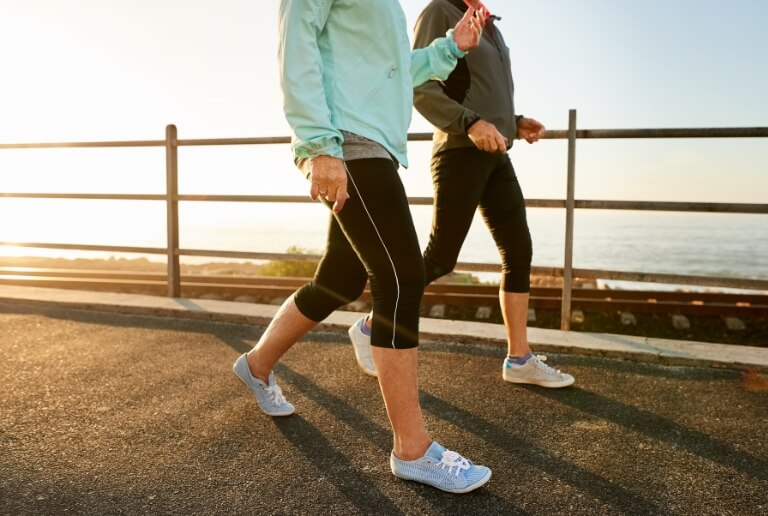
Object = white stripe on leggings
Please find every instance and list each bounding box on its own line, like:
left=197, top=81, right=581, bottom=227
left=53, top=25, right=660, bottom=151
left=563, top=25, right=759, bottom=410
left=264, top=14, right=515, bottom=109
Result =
left=344, top=162, right=400, bottom=348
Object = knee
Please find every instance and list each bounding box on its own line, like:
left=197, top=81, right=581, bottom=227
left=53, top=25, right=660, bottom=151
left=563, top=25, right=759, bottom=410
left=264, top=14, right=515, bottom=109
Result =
left=501, top=267, right=531, bottom=293
left=398, top=268, right=425, bottom=305
left=323, top=274, right=367, bottom=305
left=295, top=274, right=367, bottom=322
left=370, top=261, right=424, bottom=307
left=300, top=269, right=367, bottom=317
left=500, top=236, right=532, bottom=293
left=497, top=224, right=532, bottom=268
left=403, top=255, right=425, bottom=287
left=517, top=233, right=533, bottom=265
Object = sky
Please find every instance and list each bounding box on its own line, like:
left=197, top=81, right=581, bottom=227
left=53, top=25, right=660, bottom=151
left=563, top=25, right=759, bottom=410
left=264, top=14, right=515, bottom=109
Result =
left=1, top=0, right=767, bottom=206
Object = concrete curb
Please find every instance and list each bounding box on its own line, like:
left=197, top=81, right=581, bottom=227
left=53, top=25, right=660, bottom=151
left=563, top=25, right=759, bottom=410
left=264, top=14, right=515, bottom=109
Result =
left=1, top=285, right=766, bottom=371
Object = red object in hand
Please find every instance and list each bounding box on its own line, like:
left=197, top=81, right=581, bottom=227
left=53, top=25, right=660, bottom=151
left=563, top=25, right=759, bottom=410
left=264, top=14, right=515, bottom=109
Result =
left=462, top=0, right=491, bottom=19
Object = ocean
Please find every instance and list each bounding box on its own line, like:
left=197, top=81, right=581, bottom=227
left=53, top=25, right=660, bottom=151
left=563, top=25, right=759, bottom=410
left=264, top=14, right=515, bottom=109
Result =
left=187, top=206, right=768, bottom=290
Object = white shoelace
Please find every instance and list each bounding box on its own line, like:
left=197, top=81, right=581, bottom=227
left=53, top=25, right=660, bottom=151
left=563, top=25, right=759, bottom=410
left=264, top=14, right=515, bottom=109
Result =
left=265, top=384, right=288, bottom=407
left=438, top=450, right=471, bottom=477
left=531, top=355, right=565, bottom=377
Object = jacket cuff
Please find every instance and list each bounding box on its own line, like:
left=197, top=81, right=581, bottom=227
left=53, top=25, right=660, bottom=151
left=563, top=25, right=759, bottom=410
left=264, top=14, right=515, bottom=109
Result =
left=464, top=114, right=482, bottom=133
left=293, top=140, right=344, bottom=161
left=445, top=29, right=467, bottom=59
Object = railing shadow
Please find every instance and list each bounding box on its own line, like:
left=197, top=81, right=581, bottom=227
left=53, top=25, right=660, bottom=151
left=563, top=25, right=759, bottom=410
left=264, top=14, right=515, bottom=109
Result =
left=270, top=414, right=405, bottom=515
left=523, top=385, right=768, bottom=483
left=419, top=392, right=665, bottom=515
left=272, top=366, right=527, bottom=515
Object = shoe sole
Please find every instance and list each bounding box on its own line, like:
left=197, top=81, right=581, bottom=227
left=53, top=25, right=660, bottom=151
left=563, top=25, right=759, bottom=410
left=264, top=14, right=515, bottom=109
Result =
left=232, top=361, right=295, bottom=417
left=503, top=374, right=575, bottom=388
left=394, top=469, right=492, bottom=494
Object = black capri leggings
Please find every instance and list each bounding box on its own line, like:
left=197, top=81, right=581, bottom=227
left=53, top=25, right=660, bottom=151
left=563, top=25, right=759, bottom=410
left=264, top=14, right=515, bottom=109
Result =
left=294, top=158, right=425, bottom=349
left=423, top=146, right=533, bottom=292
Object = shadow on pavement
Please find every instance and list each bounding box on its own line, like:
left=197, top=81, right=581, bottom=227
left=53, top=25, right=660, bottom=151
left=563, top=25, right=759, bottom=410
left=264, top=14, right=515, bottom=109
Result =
left=525, top=385, right=768, bottom=482
left=272, top=414, right=402, bottom=515
left=272, top=366, right=527, bottom=515
left=3, top=301, right=766, bottom=514
left=420, top=392, right=665, bottom=515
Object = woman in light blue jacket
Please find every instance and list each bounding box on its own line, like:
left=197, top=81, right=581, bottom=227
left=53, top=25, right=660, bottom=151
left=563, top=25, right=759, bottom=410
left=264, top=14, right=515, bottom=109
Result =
left=232, top=0, right=493, bottom=494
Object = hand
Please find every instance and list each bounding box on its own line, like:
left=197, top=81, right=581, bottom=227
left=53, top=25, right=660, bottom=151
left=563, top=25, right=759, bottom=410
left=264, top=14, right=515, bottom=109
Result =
left=467, top=119, right=508, bottom=153
left=452, top=7, right=485, bottom=52
left=309, top=155, right=349, bottom=214
left=517, top=117, right=546, bottom=144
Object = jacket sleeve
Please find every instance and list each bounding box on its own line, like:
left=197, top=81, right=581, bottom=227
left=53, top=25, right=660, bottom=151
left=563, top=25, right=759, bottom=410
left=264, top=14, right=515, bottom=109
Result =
left=412, top=3, right=480, bottom=135
left=410, top=29, right=466, bottom=88
left=278, top=0, right=343, bottom=160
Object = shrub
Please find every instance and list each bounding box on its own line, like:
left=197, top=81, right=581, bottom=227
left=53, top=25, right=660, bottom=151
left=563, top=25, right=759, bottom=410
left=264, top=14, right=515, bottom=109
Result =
left=259, top=246, right=319, bottom=278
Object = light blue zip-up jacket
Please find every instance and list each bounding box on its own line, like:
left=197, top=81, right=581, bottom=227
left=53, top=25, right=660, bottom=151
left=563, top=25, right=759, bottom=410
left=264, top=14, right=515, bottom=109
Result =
left=278, top=0, right=466, bottom=168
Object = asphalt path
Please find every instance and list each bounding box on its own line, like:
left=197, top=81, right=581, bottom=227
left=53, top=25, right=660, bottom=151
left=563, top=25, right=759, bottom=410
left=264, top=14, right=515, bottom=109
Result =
left=1, top=303, right=766, bottom=515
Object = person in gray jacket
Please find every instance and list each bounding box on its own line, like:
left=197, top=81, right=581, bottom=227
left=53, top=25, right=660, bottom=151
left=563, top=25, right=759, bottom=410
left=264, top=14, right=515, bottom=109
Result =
left=349, top=0, right=575, bottom=388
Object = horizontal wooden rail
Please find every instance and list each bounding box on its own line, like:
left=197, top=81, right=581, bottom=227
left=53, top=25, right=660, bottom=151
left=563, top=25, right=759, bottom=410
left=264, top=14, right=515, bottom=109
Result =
left=0, top=193, right=166, bottom=201
left=571, top=268, right=768, bottom=292
left=0, top=140, right=165, bottom=149
left=3, top=127, right=767, bottom=150
left=543, top=127, right=768, bottom=139
left=3, top=193, right=765, bottom=215
left=573, top=200, right=768, bottom=214
left=0, top=242, right=167, bottom=255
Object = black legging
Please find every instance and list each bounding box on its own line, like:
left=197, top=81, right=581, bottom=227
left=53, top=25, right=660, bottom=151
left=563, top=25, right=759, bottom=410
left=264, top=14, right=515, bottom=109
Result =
left=294, top=158, right=425, bottom=349
left=423, top=146, right=532, bottom=292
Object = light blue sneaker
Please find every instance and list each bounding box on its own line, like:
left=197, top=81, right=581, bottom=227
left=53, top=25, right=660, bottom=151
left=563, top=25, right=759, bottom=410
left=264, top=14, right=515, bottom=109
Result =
left=390, top=442, right=491, bottom=493
left=232, top=353, right=295, bottom=416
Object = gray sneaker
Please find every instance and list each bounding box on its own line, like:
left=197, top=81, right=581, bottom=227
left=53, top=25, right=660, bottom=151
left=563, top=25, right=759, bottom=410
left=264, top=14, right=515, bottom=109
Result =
left=348, top=317, right=377, bottom=377
left=390, top=441, right=492, bottom=494
left=232, top=353, right=295, bottom=416
left=503, top=355, right=575, bottom=388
